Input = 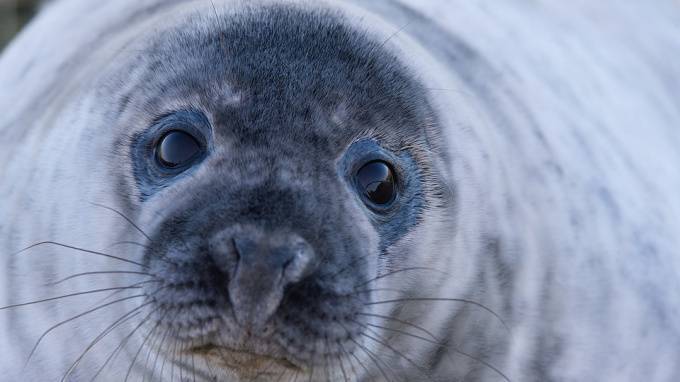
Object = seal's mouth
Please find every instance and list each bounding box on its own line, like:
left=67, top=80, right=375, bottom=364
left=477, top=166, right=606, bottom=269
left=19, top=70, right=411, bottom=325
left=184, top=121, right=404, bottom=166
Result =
left=188, top=343, right=303, bottom=373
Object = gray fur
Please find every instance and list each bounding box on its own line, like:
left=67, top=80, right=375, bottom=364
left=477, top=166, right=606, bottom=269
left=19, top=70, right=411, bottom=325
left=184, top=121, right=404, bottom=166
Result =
left=1, top=1, right=680, bottom=381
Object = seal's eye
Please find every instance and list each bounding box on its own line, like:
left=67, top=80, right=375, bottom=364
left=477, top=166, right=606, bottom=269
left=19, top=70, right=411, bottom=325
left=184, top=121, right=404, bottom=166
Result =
left=356, top=160, right=396, bottom=206
left=155, top=130, right=202, bottom=168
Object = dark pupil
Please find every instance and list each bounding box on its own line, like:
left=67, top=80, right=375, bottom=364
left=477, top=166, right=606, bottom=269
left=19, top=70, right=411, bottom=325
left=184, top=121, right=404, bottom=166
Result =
left=356, top=161, right=395, bottom=205
left=157, top=131, right=200, bottom=168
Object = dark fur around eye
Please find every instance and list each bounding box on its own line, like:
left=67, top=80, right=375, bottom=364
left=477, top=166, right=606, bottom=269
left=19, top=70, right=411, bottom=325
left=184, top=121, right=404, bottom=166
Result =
left=131, top=110, right=211, bottom=199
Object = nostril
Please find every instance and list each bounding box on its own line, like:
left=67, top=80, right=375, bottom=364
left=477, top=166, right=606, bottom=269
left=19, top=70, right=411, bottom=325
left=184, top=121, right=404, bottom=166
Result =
left=230, top=236, right=260, bottom=269
left=282, top=256, right=294, bottom=271
left=230, top=237, right=241, bottom=263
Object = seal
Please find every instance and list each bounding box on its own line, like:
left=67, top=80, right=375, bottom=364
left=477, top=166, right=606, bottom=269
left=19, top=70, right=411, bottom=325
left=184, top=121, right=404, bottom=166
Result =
left=1, top=1, right=680, bottom=381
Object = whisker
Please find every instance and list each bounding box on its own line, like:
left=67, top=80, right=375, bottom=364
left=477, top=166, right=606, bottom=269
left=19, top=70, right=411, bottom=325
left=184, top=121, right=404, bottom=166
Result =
left=88, top=202, right=153, bottom=242
left=335, top=344, right=349, bottom=382
left=358, top=329, right=435, bottom=382
left=352, top=288, right=408, bottom=295
left=190, top=339, right=197, bottom=382
left=452, top=348, right=512, bottom=382
left=358, top=20, right=414, bottom=88
left=357, top=312, right=439, bottom=341
left=336, top=355, right=349, bottom=382
left=142, top=322, right=166, bottom=382
left=274, top=368, right=287, bottom=382
left=209, top=0, right=228, bottom=53
left=14, top=241, right=146, bottom=268
left=354, top=267, right=448, bottom=289
left=337, top=340, right=361, bottom=380
left=148, top=326, right=171, bottom=382
left=161, top=326, right=181, bottom=381
left=124, top=318, right=163, bottom=382
left=61, top=303, right=149, bottom=381
left=25, top=294, right=147, bottom=367
left=337, top=324, right=370, bottom=381
left=0, top=285, right=144, bottom=311
left=110, top=236, right=180, bottom=271
left=90, top=307, right=159, bottom=381
left=338, top=322, right=392, bottom=382
left=108, top=241, right=152, bottom=250
left=348, top=349, right=371, bottom=381
left=249, top=358, right=276, bottom=382
left=47, top=270, right=154, bottom=286
left=107, top=238, right=177, bottom=269
left=63, top=284, right=165, bottom=380
left=356, top=320, right=511, bottom=382
left=170, top=325, right=181, bottom=382
left=349, top=337, right=394, bottom=382
left=364, top=297, right=509, bottom=330
left=376, top=21, right=412, bottom=51
left=88, top=280, right=160, bottom=308
left=322, top=335, right=332, bottom=382
left=215, top=333, right=240, bottom=369
left=178, top=335, right=186, bottom=382
left=200, top=340, right=216, bottom=380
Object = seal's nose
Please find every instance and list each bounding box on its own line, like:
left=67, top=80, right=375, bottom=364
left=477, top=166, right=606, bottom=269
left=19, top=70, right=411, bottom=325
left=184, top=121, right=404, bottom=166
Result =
left=226, top=231, right=315, bottom=329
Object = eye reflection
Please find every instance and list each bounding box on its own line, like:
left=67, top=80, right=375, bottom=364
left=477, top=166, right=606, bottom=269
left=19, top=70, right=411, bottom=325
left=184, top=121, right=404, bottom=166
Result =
left=356, top=161, right=396, bottom=206
left=155, top=130, right=201, bottom=168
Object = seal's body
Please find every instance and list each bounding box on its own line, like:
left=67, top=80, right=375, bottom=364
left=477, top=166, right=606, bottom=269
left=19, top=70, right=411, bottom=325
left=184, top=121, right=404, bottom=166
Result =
left=1, top=1, right=679, bottom=381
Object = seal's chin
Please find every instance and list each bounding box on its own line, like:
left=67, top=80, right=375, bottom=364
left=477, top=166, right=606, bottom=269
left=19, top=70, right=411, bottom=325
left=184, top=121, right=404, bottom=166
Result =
left=189, top=343, right=303, bottom=375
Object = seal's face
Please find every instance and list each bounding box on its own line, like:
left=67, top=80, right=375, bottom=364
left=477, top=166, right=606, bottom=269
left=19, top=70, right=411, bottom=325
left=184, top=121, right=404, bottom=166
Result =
left=104, top=4, right=450, bottom=379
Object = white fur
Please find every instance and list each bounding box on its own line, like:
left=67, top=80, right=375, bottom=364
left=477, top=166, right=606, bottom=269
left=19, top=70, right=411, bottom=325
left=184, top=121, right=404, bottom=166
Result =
left=1, top=1, right=680, bottom=381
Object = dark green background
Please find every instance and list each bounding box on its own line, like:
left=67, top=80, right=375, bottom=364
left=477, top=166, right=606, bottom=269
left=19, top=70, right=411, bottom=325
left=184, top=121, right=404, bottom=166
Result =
left=0, top=0, right=38, bottom=51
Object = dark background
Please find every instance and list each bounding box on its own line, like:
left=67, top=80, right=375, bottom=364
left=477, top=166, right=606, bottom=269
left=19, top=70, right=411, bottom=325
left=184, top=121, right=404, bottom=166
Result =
left=0, top=0, right=39, bottom=51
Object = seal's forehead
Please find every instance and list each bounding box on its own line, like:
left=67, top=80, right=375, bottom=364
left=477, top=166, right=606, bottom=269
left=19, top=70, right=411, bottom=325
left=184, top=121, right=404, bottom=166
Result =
left=134, top=3, right=434, bottom=151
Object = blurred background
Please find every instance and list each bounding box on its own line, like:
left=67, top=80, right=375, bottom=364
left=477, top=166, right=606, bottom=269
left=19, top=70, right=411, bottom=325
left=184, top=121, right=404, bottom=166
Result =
left=0, top=0, right=38, bottom=51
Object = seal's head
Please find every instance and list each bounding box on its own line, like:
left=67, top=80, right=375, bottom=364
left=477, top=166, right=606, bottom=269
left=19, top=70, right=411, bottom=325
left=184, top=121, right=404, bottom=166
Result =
left=97, top=3, right=452, bottom=380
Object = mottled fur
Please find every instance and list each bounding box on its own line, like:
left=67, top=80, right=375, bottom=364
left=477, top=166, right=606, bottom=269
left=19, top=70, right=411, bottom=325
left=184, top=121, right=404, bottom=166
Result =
left=1, top=1, right=680, bottom=381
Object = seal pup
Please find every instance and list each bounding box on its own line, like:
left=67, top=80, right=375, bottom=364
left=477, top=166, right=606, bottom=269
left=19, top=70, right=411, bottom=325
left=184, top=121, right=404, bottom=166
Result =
left=1, top=0, right=680, bottom=381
